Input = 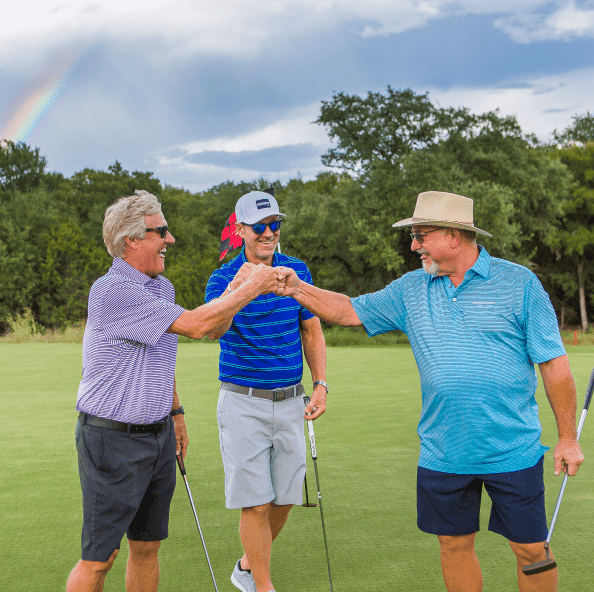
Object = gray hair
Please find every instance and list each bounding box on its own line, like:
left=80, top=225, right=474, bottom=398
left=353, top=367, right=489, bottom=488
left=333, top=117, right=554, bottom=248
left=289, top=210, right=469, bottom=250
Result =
left=103, top=190, right=162, bottom=258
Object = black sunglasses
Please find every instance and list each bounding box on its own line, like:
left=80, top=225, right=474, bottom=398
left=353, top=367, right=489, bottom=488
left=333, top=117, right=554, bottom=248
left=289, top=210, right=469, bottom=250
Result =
left=410, top=228, right=442, bottom=244
left=145, top=225, right=168, bottom=239
left=245, top=220, right=282, bottom=234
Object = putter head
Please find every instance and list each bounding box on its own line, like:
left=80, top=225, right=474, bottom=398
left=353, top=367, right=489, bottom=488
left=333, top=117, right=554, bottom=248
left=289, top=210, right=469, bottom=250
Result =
left=302, top=502, right=319, bottom=507
left=522, top=543, right=557, bottom=576
left=522, top=558, right=557, bottom=575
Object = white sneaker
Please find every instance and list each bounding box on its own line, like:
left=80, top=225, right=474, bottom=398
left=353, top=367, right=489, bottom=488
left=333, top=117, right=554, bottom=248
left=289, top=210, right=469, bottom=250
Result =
left=231, top=559, right=257, bottom=592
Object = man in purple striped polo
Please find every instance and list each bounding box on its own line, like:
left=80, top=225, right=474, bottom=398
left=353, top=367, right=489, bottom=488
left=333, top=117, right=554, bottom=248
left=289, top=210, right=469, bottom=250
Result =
left=67, top=190, right=283, bottom=592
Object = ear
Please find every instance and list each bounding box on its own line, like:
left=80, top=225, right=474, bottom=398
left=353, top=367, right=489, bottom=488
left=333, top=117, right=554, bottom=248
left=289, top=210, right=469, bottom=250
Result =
left=448, top=228, right=462, bottom=248
left=124, top=236, right=139, bottom=250
left=235, top=222, right=246, bottom=238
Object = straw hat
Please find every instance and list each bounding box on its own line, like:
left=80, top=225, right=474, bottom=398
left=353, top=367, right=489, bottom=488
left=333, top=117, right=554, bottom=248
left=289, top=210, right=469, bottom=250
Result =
left=392, top=191, right=492, bottom=237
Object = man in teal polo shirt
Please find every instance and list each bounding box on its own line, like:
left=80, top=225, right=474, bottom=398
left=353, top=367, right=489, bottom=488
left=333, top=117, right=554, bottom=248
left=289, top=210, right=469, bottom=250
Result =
left=277, top=191, right=584, bottom=592
left=205, top=191, right=327, bottom=592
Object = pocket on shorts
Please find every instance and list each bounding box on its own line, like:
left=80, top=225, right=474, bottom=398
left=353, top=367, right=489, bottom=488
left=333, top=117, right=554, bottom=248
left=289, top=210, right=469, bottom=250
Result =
left=217, top=389, right=227, bottom=427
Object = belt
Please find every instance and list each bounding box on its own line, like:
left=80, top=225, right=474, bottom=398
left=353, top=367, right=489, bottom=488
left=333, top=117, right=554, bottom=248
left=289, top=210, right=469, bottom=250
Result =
left=221, top=382, right=305, bottom=402
left=78, top=412, right=169, bottom=434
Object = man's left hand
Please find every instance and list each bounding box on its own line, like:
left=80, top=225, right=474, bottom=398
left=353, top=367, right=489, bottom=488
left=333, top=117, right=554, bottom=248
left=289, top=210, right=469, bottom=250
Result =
left=173, top=414, right=189, bottom=461
left=304, top=384, right=327, bottom=421
left=553, top=437, right=584, bottom=476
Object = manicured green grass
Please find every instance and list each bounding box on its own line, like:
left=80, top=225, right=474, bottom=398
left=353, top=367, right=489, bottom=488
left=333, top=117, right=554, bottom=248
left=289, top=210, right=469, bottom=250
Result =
left=1, top=344, right=593, bottom=591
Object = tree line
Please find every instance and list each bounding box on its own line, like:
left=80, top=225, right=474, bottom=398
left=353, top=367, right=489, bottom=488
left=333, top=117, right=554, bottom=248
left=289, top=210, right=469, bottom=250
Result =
left=1, top=87, right=593, bottom=335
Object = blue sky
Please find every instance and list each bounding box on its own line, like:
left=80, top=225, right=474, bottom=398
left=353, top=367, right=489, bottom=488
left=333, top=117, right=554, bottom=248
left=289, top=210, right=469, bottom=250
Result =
left=1, top=1, right=593, bottom=192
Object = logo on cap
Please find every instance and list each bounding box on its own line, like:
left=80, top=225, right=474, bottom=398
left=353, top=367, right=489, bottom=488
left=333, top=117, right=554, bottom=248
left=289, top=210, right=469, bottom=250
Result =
left=256, top=198, right=271, bottom=210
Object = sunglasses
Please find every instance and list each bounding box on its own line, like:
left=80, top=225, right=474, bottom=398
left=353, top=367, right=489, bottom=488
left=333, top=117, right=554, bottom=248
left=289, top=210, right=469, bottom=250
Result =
left=145, top=225, right=169, bottom=239
left=245, top=220, right=282, bottom=234
left=410, top=228, right=442, bottom=244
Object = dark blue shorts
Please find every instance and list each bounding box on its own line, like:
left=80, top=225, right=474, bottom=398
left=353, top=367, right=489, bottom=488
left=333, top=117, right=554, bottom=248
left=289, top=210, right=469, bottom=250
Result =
left=75, top=416, right=176, bottom=562
left=417, top=456, right=547, bottom=544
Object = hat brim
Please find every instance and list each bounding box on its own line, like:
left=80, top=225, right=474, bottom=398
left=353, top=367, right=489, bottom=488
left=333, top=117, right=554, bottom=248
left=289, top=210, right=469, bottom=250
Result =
left=240, top=212, right=287, bottom=225
left=392, top=217, right=492, bottom=237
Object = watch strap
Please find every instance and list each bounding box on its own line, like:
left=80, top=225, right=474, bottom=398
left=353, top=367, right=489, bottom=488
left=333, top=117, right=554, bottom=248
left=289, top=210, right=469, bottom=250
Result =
left=170, top=406, right=185, bottom=417
left=313, top=380, right=329, bottom=394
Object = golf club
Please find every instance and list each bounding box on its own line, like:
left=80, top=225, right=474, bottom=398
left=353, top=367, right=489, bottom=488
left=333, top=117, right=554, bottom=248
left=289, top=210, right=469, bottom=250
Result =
left=522, top=367, right=594, bottom=576
left=304, top=396, right=334, bottom=591
left=303, top=473, right=318, bottom=507
left=176, top=453, right=219, bottom=592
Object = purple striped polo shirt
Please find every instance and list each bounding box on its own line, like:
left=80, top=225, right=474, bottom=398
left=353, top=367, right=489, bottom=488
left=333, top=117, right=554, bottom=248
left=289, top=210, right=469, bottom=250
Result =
left=76, top=258, right=185, bottom=424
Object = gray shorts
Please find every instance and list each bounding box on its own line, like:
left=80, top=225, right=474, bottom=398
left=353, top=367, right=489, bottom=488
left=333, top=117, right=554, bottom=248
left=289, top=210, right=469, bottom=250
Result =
left=217, top=385, right=307, bottom=509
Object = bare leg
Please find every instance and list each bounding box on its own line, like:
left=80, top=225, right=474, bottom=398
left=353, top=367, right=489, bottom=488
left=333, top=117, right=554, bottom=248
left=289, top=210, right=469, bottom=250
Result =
left=239, top=503, right=293, bottom=592
left=126, top=540, right=161, bottom=592
left=66, top=549, right=119, bottom=592
left=509, top=541, right=558, bottom=592
left=438, top=534, right=483, bottom=592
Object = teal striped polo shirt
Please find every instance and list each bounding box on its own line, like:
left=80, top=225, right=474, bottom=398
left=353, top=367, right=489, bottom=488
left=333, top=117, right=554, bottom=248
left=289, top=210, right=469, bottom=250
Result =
left=351, top=247, right=566, bottom=474
left=205, top=247, right=315, bottom=388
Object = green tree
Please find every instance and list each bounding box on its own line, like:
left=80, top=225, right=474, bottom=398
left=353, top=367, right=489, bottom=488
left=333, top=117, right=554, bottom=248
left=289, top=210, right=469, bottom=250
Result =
left=550, top=141, right=594, bottom=331
left=0, top=140, right=47, bottom=194
left=38, top=221, right=112, bottom=328
left=315, top=86, right=521, bottom=173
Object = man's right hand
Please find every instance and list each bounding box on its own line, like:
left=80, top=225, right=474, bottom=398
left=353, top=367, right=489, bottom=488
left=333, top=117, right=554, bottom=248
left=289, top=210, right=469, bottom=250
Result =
left=275, top=267, right=299, bottom=296
left=228, top=262, right=256, bottom=292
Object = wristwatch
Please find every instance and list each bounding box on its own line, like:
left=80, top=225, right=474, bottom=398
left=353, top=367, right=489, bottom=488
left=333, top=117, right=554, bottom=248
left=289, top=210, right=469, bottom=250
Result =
left=170, top=406, right=185, bottom=417
left=313, top=380, right=329, bottom=394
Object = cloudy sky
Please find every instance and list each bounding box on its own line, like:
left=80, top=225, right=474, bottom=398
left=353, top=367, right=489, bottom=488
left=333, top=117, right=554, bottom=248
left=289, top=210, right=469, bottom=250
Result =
left=1, top=1, right=593, bottom=192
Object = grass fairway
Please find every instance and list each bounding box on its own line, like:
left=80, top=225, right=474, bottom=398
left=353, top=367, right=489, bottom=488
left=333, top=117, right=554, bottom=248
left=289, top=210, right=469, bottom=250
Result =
left=2, top=343, right=593, bottom=591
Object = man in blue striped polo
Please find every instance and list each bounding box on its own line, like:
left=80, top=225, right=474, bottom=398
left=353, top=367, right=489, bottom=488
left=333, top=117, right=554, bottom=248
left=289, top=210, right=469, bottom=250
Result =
left=277, top=191, right=584, bottom=592
left=205, top=191, right=328, bottom=592
left=68, top=190, right=283, bottom=592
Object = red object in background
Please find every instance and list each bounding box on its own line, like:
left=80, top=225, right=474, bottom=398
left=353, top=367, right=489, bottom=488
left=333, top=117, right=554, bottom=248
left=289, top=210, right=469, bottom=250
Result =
left=219, top=212, right=244, bottom=261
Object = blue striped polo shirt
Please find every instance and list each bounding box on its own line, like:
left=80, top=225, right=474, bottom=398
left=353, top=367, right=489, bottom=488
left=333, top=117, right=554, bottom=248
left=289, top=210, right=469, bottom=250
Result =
left=351, top=247, right=566, bottom=475
left=205, top=247, right=315, bottom=388
left=77, top=258, right=185, bottom=424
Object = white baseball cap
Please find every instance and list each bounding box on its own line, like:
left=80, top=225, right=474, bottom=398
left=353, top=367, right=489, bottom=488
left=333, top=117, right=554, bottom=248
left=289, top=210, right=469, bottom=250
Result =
left=235, top=191, right=287, bottom=225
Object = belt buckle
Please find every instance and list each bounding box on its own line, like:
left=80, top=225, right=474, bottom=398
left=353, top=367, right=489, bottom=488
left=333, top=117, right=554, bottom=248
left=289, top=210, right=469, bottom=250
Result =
left=273, top=388, right=286, bottom=402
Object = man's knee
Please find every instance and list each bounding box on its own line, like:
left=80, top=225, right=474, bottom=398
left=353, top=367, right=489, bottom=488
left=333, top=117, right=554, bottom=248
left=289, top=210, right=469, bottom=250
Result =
left=438, top=534, right=477, bottom=557
left=242, top=503, right=272, bottom=521
left=509, top=540, right=551, bottom=564
left=128, top=540, right=161, bottom=560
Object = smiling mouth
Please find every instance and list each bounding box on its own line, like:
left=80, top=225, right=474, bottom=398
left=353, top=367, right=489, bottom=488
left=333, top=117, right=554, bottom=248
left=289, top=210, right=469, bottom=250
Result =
left=159, top=248, right=167, bottom=259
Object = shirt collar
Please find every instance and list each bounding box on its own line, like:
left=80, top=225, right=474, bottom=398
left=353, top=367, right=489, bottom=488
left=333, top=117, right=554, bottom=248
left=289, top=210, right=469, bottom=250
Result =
left=470, top=245, right=491, bottom=279
left=237, top=246, right=279, bottom=266
left=427, top=245, right=491, bottom=283
left=111, top=257, right=160, bottom=285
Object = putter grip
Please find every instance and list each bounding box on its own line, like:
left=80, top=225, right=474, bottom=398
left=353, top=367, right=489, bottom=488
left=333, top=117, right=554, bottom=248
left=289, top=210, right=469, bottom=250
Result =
left=584, top=368, right=594, bottom=411
left=176, top=453, right=187, bottom=476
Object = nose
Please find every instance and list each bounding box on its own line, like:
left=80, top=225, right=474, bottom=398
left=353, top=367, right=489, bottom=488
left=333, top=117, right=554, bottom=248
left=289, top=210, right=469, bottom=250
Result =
left=166, top=231, right=175, bottom=244
left=261, top=225, right=275, bottom=238
left=411, top=236, right=422, bottom=251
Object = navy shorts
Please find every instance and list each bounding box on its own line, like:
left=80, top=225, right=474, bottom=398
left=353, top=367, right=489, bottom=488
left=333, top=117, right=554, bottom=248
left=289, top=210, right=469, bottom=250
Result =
left=75, top=416, right=176, bottom=562
left=417, top=456, right=547, bottom=544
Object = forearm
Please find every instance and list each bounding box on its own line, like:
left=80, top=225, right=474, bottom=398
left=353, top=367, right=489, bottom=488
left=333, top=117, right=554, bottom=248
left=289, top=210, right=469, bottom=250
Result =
left=540, top=355, right=578, bottom=439
left=302, top=320, right=327, bottom=383
left=206, top=283, right=235, bottom=340
left=294, top=280, right=361, bottom=327
left=169, top=278, right=265, bottom=339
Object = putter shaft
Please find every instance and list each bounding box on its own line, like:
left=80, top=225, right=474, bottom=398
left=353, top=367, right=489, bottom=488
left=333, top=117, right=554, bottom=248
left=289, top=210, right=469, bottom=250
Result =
left=304, top=397, right=334, bottom=591
left=176, top=454, right=219, bottom=592
left=523, top=368, right=594, bottom=576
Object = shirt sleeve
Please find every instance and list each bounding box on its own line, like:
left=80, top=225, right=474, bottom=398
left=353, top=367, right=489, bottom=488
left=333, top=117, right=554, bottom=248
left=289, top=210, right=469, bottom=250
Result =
left=100, top=281, right=185, bottom=347
left=524, top=274, right=566, bottom=363
left=351, top=279, right=407, bottom=336
left=205, top=270, right=228, bottom=303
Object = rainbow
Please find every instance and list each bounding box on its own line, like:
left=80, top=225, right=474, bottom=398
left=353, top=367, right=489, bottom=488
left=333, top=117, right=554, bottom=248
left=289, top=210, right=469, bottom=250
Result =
left=0, top=44, right=83, bottom=144
left=0, top=74, right=64, bottom=143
